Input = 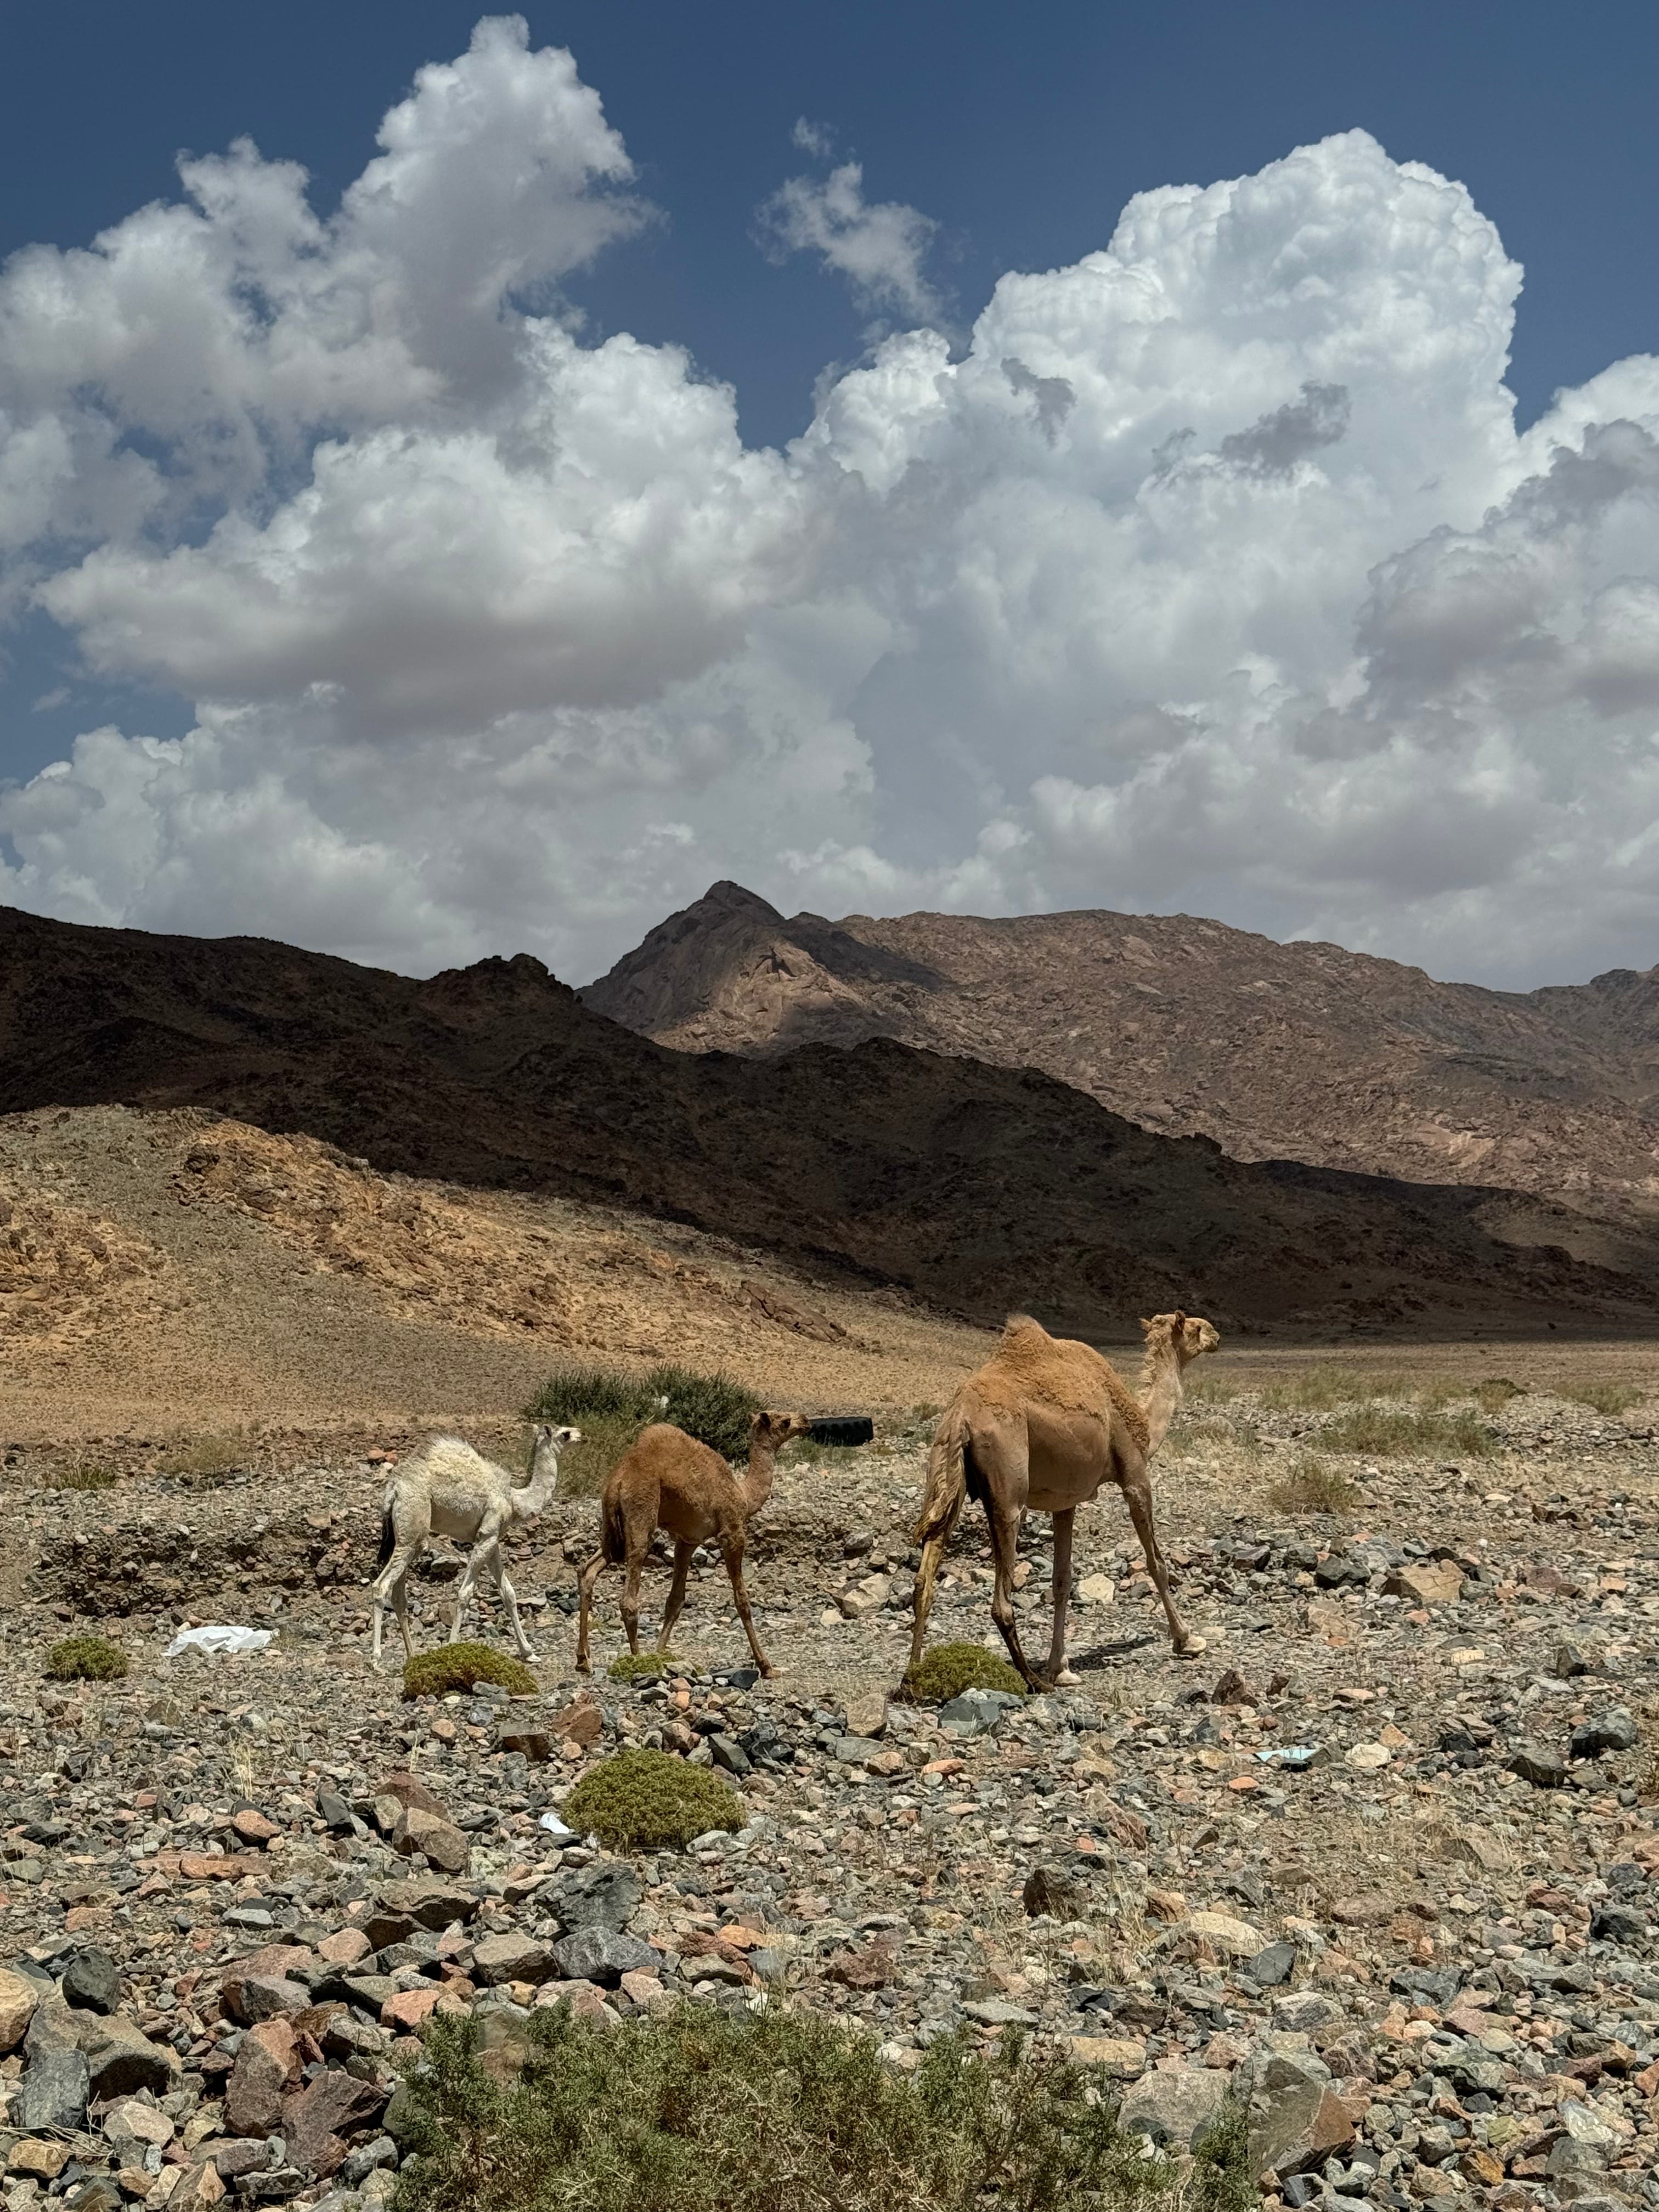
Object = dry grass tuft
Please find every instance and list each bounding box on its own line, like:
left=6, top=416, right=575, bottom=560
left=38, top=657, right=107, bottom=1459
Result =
left=1267, top=1454, right=1361, bottom=1515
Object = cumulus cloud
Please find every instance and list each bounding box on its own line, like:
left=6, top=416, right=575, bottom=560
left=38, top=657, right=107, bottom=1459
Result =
left=2, top=28, right=1659, bottom=990
left=754, top=157, right=942, bottom=323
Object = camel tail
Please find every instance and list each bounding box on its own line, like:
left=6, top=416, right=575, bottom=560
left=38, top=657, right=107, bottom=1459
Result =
left=375, top=1504, right=396, bottom=1573
left=913, top=1401, right=969, bottom=1550
left=601, top=1491, right=628, bottom=1567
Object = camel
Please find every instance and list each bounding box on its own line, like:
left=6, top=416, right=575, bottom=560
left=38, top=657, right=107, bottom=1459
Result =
left=575, top=1410, right=810, bottom=1678
left=370, top=1423, right=580, bottom=1668
left=908, top=1311, right=1219, bottom=1689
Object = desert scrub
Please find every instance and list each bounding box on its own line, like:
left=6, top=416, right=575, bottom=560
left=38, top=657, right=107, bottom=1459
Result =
left=902, top=1641, right=1026, bottom=1703
left=403, top=1643, right=538, bottom=1700
left=1267, top=1454, right=1360, bottom=1515
left=393, top=2005, right=1246, bottom=2212
left=607, top=1651, right=681, bottom=1684
left=46, top=1634, right=127, bottom=1681
left=1317, top=1404, right=1496, bottom=1458
left=526, top=1361, right=762, bottom=1467
left=1556, top=1380, right=1645, bottom=1417
left=561, top=1747, right=742, bottom=1852
left=158, top=1428, right=255, bottom=1478
left=47, top=1462, right=118, bottom=1491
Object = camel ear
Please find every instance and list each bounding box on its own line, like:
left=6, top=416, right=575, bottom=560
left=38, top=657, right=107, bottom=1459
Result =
left=1139, top=1316, right=1154, bottom=1331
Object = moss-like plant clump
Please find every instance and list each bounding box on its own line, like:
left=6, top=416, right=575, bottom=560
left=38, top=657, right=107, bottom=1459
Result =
left=46, top=1634, right=128, bottom=1681
left=526, top=1361, right=761, bottom=1465
left=403, top=1641, right=538, bottom=1700
left=562, top=1747, right=743, bottom=1852
left=393, top=2005, right=1252, bottom=2212
left=901, top=1641, right=1027, bottom=1703
left=607, top=1651, right=681, bottom=1683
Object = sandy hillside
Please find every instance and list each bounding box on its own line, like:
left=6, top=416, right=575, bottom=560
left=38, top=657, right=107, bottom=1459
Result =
left=0, top=1104, right=993, bottom=1451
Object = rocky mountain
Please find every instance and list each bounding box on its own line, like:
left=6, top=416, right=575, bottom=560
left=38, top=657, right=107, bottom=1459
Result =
left=3, top=901, right=1657, bottom=1339
left=581, top=882, right=1659, bottom=1228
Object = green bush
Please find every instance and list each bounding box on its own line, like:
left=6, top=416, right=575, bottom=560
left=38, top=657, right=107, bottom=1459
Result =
left=1317, top=1405, right=1495, bottom=1458
left=393, top=2006, right=1248, bottom=2212
left=46, top=1634, right=127, bottom=1681
left=561, top=1748, right=743, bottom=1852
left=1266, top=1454, right=1361, bottom=1516
left=403, top=1642, right=538, bottom=1700
left=525, top=1362, right=761, bottom=1465
left=902, top=1641, right=1027, bottom=1703
left=607, top=1651, right=681, bottom=1683
left=49, top=1463, right=118, bottom=1492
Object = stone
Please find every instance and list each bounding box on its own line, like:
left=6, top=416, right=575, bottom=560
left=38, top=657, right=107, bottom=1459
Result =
left=961, top=1999, right=1039, bottom=2027
left=1068, top=2036, right=1146, bottom=2076
left=381, top=1988, right=446, bottom=2032
left=1022, top=1864, right=1084, bottom=1919
left=548, top=1699, right=603, bottom=1748
left=316, top=1790, right=356, bottom=1834
left=376, top=1875, right=482, bottom=1928
left=1384, top=1561, right=1465, bottom=1607
left=1120, top=2066, right=1232, bottom=2147
left=1250, top=2082, right=1357, bottom=2180
left=64, top=2182, right=122, bottom=2212
left=1211, top=1668, right=1256, bottom=1706
left=221, top=1947, right=317, bottom=2017
left=391, top=1806, right=471, bottom=1875
left=709, top=1733, right=751, bottom=1775
left=550, top=1926, right=659, bottom=1988
left=470, top=1933, right=553, bottom=1988
left=61, top=1946, right=122, bottom=2014
left=938, top=1689, right=1022, bottom=1735
left=317, top=1929, right=372, bottom=1967
left=281, top=2069, right=388, bottom=2178
left=495, top=1729, right=553, bottom=1760
left=9, top=2138, right=70, bottom=2181
left=211, top=2146, right=272, bottom=2181
left=1245, top=1941, right=1298, bottom=1989
left=1344, top=1742, right=1390, bottom=1771
left=225, top=2018, right=299, bottom=2137
left=235, top=1977, right=313, bottom=2024
left=81, top=2015, right=180, bottom=2098
left=1329, top=1893, right=1392, bottom=1925
left=104, top=2098, right=174, bottom=2153
left=1571, top=1709, right=1639, bottom=1759
left=376, top=1770, right=449, bottom=1819
left=552, top=1863, right=642, bottom=1933
left=1077, top=1574, right=1115, bottom=1606
left=232, top=1808, right=281, bottom=1846
left=1590, top=1903, right=1647, bottom=1944
left=1509, top=1741, right=1570, bottom=1788
left=843, top=1688, right=888, bottom=1739
left=0, top=1963, right=40, bottom=2053
left=17, top=2046, right=91, bottom=2131
left=1272, top=1990, right=1341, bottom=2033
left=1182, top=1910, right=1263, bottom=1957
left=170, top=2165, right=227, bottom=2212
left=619, top=1970, right=665, bottom=2009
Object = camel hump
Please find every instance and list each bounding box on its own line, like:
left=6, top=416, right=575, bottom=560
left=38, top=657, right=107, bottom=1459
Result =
left=975, top=1313, right=1149, bottom=1451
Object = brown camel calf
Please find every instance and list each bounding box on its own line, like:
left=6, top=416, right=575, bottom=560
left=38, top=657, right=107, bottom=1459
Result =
left=575, top=1410, right=809, bottom=1677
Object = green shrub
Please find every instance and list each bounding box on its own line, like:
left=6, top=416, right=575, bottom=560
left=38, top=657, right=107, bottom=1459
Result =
left=46, top=1634, right=127, bottom=1681
left=48, top=1463, right=118, bottom=1491
left=392, top=2006, right=1245, bottom=2212
left=902, top=1641, right=1027, bottom=1703
left=525, top=1362, right=761, bottom=1465
left=561, top=1748, right=742, bottom=1852
left=1267, top=1454, right=1360, bottom=1516
left=403, top=1642, right=538, bottom=1700
left=607, top=1651, right=680, bottom=1683
left=1317, top=1405, right=1495, bottom=1458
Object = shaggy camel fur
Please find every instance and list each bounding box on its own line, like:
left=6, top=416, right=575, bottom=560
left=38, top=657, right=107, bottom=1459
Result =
left=909, top=1312, right=1218, bottom=1688
left=371, top=1422, right=579, bottom=1668
left=575, top=1410, right=810, bottom=1677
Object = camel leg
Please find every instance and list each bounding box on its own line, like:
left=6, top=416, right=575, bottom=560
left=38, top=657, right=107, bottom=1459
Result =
left=490, top=1545, right=538, bottom=1663
left=658, top=1541, right=693, bottom=1652
left=574, top=1547, right=607, bottom=1675
left=1123, top=1471, right=1204, bottom=1657
left=450, top=1515, right=505, bottom=1645
left=721, top=1536, right=774, bottom=1678
left=1047, top=1507, right=1079, bottom=1684
left=371, top=1543, right=420, bottom=1671
left=619, top=1542, right=648, bottom=1657
left=986, top=1498, right=1042, bottom=1689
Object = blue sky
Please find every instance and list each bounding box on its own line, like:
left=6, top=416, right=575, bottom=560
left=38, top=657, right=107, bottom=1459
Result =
left=2, top=3, right=1658, bottom=984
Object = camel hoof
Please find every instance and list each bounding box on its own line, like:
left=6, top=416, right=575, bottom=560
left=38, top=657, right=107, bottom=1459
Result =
left=1174, top=1635, right=1208, bottom=1658
left=1054, top=1667, right=1081, bottom=1686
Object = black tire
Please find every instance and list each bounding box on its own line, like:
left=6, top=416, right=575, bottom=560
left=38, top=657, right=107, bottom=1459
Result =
left=808, top=1415, right=874, bottom=1448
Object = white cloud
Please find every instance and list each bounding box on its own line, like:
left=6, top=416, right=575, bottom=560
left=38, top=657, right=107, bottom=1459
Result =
left=754, top=160, right=942, bottom=324
left=2, top=34, right=1658, bottom=992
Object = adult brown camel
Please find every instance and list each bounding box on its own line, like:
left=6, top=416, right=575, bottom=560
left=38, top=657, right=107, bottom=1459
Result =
left=908, top=1311, right=1219, bottom=1689
left=575, top=1409, right=810, bottom=1677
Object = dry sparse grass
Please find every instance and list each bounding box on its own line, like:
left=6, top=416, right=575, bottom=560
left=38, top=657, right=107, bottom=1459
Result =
left=1317, top=1404, right=1496, bottom=1459
left=44, top=1460, right=118, bottom=1491
left=157, top=1428, right=257, bottom=1479
left=1555, top=1380, right=1648, bottom=1417
left=1267, top=1454, right=1361, bottom=1516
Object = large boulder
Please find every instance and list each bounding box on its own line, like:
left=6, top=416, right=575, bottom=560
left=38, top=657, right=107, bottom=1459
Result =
left=1120, top=2067, right=1232, bottom=2148
left=549, top=1927, right=660, bottom=1988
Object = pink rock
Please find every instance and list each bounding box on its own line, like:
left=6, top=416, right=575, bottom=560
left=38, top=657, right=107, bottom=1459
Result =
left=225, top=2018, right=299, bottom=2137
left=231, top=1809, right=281, bottom=1847
left=316, top=1929, right=372, bottom=1967
left=619, top=1970, right=665, bottom=2009
left=380, top=1988, right=445, bottom=2032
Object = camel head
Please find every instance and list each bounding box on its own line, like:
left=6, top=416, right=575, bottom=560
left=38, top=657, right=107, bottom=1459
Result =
left=751, top=1409, right=811, bottom=1451
left=523, top=1422, right=581, bottom=1502
left=1139, top=1311, right=1221, bottom=1367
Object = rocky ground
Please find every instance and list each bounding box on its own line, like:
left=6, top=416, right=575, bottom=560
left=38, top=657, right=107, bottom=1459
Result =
left=2, top=1379, right=1658, bottom=2212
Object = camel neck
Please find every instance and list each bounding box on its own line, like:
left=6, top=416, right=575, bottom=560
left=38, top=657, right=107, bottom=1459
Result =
left=518, top=1438, right=562, bottom=1512
left=740, top=1443, right=778, bottom=1515
left=1141, top=1356, right=1187, bottom=1452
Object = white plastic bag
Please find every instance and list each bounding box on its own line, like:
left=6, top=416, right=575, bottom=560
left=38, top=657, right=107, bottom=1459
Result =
left=164, top=1624, right=275, bottom=1658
